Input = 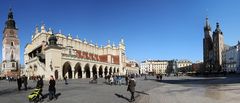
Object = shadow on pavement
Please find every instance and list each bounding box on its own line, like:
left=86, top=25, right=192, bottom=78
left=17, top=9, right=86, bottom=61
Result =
left=135, top=91, right=149, bottom=95
left=41, top=92, right=61, bottom=102
left=56, top=93, right=61, bottom=99
left=0, top=86, right=34, bottom=96
left=114, top=93, right=130, bottom=102
left=42, top=93, right=49, bottom=99
left=0, top=88, right=18, bottom=96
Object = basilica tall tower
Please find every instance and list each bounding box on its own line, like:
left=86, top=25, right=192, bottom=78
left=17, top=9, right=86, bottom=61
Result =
left=2, top=8, right=20, bottom=76
left=203, top=17, right=213, bottom=71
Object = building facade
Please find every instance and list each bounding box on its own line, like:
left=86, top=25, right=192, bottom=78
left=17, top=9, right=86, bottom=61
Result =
left=192, top=60, right=203, bottom=73
left=24, top=24, right=138, bottom=79
left=140, top=60, right=169, bottom=75
left=1, top=9, right=20, bottom=77
left=222, top=42, right=240, bottom=72
left=203, top=17, right=225, bottom=72
left=176, top=60, right=192, bottom=73
left=125, top=60, right=140, bottom=74
left=140, top=59, right=192, bottom=75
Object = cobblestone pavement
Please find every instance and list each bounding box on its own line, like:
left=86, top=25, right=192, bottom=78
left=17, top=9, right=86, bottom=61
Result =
left=1, top=76, right=240, bottom=103
left=0, top=77, right=161, bottom=103
left=138, top=76, right=240, bottom=103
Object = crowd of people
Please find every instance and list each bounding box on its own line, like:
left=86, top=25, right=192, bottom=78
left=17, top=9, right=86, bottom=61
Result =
left=104, top=75, right=124, bottom=85
left=102, top=74, right=136, bottom=102
left=102, top=73, right=139, bottom=86
left=16, top=75, right=28, bottom=91
left=9, top=73, right=140, bottom=102
left=15, top=75, right=57, bottom=102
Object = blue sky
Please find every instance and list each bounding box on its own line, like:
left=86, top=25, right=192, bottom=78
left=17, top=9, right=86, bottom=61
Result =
left=1, top=0, right=240, bottom=64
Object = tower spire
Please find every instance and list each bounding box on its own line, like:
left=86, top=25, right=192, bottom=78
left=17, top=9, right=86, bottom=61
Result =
left=216, top=22, right=220, bottom=28
left=35, top=25, right=39, bottom=34
left=204, top=17, right=211, bottom=31
left=205, top=17, right=209, bottom=27
left=8, top=8, right=13, bottom=20
left=5, top=8, right=16, bottom=29
left=215, top=22, right=222, bottom=34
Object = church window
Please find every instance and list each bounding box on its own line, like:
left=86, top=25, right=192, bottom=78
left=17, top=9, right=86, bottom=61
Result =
left=12, top=63, right=15, bottom=67
left=69, top=49, right=71, bottom=55
left=3, top=64, right=5, bottom=68
left=11, top=42, right=14, bottom=46
left=11, top=51, right=14, bottom=60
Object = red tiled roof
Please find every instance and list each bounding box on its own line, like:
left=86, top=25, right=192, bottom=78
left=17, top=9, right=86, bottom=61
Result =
left=74, top=50, right=120, bottom=64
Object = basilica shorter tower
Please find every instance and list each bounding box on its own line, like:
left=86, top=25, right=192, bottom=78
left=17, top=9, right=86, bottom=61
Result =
left=2, top=8, right=20, bottom=77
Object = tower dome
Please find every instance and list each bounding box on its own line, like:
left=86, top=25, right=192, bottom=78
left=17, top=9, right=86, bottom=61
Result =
left=48, top=34, right=58, bottom=45
left=5, top=8, right=16, bottom=29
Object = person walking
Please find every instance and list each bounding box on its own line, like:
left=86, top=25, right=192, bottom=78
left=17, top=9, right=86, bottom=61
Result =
left=17, top=75, right=22, bottom=91
left=127, top=74, right=136, bottom=102
left=125, top=75, right=129, bottom=85
left=36, top=76, right=44, bottom=98
left=22, top=75, right=28, bottom=91
left=48, top=75, right=56, bottom=101
left=109, top=75, right=114, bottom=85
left=160, top=74, right=163, bottom=80
left=118, top=76, right=122, bottom=85
left=144, top=74, right=147, bottom=80
left=64, top=76, right=68, bottom=85
left=156, top=74, right=159, bottom=80
left=93, top=74, right=98, bottom=83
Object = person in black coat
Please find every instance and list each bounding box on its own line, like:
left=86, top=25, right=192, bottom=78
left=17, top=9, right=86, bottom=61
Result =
left=36, top=76, right=44, bottom=97
left=127, top=74, right=136, bottom=102
left=17, top=76, right=22, bottom=91
left=22, top=75, right=28, bottom=90
left=48, top=75, right=56, bottom=101
left=64, top=76, right=68, bottom=85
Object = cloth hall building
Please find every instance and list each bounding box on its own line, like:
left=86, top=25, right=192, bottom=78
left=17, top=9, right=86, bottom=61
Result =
left=24, top=24, right=138, bottom=80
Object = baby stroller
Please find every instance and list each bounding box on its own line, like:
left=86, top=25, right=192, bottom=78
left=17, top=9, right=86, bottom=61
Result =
left=28, top=88, right=41, bottom=103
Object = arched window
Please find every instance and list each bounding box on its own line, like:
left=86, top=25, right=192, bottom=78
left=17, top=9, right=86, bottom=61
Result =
left=11, top=51, right=14, bottom=60
left=12, top=63, right=15, bottom=67
left=11, top=42, right=14, bottom=46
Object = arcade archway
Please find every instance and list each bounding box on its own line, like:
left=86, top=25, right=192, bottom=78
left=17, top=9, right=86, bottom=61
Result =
left=104, top=66, right=108, bottom=76
left=99, top=66, right=103, bottom=78
left=62, top=62, right=72, bottom=79
left=109, top=67, right=112, bottom=75
left=74, top=63, right=82, bottom=79
left=92, top=65, right=97, bottom=77
left=84, top=64, right=91, bottom=78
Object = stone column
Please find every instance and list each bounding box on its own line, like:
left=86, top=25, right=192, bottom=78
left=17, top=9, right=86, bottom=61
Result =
left=90, top=71, right=93, bottom=78
left=107, top=70, right=109, bottom=76
left=97, top=70, right=99, bottom=78
left=82, top=71, right=86, bottom=78
left=72, top=69, right=75, bottom=79
left=75, top=72, right=78, bottom=79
